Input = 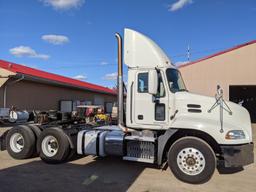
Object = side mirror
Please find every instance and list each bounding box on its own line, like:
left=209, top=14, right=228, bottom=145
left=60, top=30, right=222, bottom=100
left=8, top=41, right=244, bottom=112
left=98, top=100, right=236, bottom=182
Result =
left=148, top=70, right=158, bottom=95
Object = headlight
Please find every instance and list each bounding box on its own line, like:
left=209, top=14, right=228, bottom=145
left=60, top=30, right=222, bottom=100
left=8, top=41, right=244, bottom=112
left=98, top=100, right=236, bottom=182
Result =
left=225, top=130, right=245, bottom=140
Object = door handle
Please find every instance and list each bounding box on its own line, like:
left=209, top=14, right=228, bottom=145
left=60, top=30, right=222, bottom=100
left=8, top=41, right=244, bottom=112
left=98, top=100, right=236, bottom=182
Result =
left=138, top=115, right=143, bottom=120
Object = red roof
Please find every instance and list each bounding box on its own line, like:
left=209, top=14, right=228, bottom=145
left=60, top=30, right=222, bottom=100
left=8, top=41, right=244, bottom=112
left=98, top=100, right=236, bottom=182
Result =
left=179, top=40, right=256, bottom=68
left=0, top=59, right=116, bottom=95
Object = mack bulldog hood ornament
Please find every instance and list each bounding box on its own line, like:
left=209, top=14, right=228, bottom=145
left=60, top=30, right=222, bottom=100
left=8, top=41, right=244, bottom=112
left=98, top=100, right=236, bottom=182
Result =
left=208, top=85, right=232, bottom=133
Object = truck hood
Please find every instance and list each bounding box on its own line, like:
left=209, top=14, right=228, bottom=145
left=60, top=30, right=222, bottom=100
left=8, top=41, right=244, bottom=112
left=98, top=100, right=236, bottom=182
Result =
left=172, top=92, right=253, bottom=143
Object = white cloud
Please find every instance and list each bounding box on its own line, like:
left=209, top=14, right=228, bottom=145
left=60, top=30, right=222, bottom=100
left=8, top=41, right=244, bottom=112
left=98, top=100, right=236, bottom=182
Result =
left=33, top=54, right=50, bottom=60
left=73, top=74, right=87, bottom=80
left=100, top=61, right=108, bottom=65
left=10, top=46, right=36, bottom=57
left=42, top=34, right=69, bottom=45
left=169, top=0, right=193, bottom=12
left=103, top=72, right=118, bottom=81
left=40, top=0, right=85, bottom=10
left=9, top=46, right=50, bottom=60
left=175, top=61, right=189, bottom=66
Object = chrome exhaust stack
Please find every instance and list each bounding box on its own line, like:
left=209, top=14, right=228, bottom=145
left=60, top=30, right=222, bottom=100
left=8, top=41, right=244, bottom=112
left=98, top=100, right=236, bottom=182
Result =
left=115, top=33, right=126, bottom=131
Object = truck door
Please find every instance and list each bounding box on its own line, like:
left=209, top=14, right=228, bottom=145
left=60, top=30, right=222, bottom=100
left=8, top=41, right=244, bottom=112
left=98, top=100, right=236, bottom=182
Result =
left=133, top=70, right=169, bottom=127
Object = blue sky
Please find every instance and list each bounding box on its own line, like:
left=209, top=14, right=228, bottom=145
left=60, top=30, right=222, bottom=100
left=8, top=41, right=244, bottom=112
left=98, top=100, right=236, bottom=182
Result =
left=0, top=0, right=255, bottom=87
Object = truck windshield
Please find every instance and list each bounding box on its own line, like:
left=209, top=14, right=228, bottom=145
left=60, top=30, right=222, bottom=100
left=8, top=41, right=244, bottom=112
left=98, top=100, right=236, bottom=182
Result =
left=166, top=68, right=187, bottom=93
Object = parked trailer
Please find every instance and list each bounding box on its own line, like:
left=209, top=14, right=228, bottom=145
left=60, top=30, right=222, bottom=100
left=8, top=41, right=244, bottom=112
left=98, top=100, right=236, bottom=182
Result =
left=0, top=29, right=254, bottom=184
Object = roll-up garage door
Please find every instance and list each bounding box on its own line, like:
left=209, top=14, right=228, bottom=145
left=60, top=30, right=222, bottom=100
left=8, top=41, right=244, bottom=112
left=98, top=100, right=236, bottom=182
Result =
left=229, top=85, right=256, bottom=123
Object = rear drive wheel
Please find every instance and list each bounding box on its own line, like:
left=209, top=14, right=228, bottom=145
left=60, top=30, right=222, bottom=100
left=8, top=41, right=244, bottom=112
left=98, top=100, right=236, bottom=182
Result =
left=168, top=136, right=216, bottom=184
left=37, top=128, right=70, bottom=164
left=6, top=126, right=36, bottom=159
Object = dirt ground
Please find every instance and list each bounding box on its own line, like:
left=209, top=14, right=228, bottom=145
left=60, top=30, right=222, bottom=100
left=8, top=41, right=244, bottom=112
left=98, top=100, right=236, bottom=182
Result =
left=0, top=125, right=255, bottom=192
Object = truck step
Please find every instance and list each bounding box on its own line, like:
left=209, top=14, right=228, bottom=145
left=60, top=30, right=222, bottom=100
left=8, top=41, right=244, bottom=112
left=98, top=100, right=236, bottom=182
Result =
left=123, top=156, right=155, bottom=164
left=124, top=137, right=155, bottom=164
left=125, top=135, right=155, bottom=142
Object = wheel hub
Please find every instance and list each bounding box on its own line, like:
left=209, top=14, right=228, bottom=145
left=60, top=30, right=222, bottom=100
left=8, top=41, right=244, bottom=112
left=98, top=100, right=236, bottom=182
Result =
left=186, top=157, right=196, bottom=166
left=41, top=136, right=59, bottom=157
left=17, top=138, right=24, bottom=146
left=49, top=141, right=58, bottom=149
left=9, top=133, right=24, bottom=153
left=177, top=147, right=205, bottom=176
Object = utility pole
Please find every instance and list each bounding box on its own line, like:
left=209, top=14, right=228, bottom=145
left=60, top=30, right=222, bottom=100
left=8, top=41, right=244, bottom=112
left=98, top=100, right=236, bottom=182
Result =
left=187, top=44, right=191, bottom=62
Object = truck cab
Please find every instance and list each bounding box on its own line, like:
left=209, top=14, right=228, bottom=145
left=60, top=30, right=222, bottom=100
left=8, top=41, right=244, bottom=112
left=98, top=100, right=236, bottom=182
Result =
left=124, top=29, right=252, bottom=146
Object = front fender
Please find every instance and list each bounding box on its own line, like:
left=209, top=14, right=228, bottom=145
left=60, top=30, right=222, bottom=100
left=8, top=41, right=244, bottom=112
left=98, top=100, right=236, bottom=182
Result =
left=157, top=129, right=178, bottom=165
left=170, top=115, right=251, bottom=145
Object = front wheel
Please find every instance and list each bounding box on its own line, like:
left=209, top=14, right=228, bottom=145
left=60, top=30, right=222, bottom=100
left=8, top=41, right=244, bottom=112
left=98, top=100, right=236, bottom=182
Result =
left=168, top=136, right=216, bottom=184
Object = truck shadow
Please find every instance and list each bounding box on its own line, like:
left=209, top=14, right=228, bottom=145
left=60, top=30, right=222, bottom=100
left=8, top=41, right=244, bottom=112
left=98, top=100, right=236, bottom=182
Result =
left=0, top=156, right=151, bottom=192
left=217, top=166, right=244, bottom=174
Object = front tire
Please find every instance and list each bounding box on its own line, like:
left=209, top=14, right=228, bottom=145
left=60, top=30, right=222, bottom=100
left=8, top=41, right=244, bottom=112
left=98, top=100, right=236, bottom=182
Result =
left=168, top=136, right=216, bottom=184
left=37, top=128, right=70, bottom=164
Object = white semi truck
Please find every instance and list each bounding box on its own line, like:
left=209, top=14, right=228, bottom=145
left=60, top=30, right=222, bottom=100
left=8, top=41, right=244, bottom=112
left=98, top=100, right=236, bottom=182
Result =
left=0, top=29, right=254, bottom=184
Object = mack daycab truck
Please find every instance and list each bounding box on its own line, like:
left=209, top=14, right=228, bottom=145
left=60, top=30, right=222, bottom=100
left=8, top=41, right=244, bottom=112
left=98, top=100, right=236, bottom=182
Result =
left=1, top=29, right=254, bottom=184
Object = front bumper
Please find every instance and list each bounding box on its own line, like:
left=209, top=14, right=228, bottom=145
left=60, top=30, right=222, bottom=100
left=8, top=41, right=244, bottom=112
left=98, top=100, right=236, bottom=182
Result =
left=220, top=143, right=254, bottom=167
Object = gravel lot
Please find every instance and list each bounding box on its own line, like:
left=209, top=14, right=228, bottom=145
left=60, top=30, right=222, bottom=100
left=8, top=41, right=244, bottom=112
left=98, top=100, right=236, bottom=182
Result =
left=0, top=124, right=255, bottom=192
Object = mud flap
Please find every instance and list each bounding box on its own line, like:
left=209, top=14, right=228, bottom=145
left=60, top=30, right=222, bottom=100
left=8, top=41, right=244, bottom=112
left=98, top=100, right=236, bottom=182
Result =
left=0, top=130, right=9, bottom=151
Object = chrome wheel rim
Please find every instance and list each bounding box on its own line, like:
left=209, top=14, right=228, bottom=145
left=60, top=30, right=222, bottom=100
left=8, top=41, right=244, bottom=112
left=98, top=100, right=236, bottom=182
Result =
left=10, top=133, right=24, bottom=153
left=177, top=147, right=205, bottom=176
left=41, top=136, right=59, bottom=157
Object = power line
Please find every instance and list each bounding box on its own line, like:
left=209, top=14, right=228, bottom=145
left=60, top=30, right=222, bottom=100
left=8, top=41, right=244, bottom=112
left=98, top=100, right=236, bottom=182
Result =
left=43, top=63, right=116, bottom=70
left=30, top=46, right=228, bottom=70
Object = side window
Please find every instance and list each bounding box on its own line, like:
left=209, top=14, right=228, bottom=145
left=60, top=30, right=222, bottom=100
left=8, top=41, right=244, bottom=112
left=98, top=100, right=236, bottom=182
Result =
left=138, top=73, right=148, bottom=93
left=156, top=73, right=165, bottom=97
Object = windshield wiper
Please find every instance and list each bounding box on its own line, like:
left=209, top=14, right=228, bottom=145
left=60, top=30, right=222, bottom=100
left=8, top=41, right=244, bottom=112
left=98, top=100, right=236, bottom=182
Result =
left=179, top=89, right=188, bottom=92
left=178, top=89, right=188, bottom=92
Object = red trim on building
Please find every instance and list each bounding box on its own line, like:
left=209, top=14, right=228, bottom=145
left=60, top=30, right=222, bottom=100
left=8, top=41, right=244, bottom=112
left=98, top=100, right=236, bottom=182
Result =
left=179, top=40, right=256, bottom=68
left=0, top=59, right=116, bottom=95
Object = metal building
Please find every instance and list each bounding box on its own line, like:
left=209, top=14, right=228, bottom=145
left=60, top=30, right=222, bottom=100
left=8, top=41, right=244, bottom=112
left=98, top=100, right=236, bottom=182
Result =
left=179, top=40, right=256, bottom=122
left=0, top=60, right=116, bottom=113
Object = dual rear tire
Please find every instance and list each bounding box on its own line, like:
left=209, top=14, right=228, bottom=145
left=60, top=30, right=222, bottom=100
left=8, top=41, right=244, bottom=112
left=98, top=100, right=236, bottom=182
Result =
left=6, top=126, right=36, bottom=159
left=37, top=128, right=70, bottom=164
left=6, top=126, right=71, bottom=164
